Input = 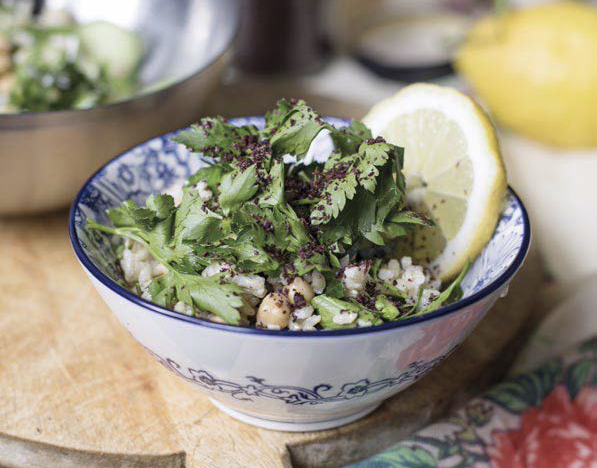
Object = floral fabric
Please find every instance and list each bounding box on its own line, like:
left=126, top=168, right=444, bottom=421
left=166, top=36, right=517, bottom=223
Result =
left=346, top=337, right=597, bottom=468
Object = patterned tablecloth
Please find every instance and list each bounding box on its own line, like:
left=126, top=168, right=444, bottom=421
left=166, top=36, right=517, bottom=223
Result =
left=346, top=278, right=597, bottom=468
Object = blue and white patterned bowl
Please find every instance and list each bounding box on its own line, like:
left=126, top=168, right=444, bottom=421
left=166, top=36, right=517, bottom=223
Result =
left=69, top=116, right=531, bottom=431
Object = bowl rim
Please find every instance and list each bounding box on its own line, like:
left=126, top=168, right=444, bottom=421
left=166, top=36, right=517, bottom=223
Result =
left=0, top=0, right=240, bottom=123
left=69, top=119, right=531, bottom=338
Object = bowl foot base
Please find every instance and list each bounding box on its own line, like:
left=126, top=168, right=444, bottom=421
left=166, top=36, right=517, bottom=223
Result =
left=209, top=399, right=381, bottom=432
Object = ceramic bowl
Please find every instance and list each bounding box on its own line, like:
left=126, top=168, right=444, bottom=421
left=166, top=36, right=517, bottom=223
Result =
left=69, top=116, right=530, bottom=432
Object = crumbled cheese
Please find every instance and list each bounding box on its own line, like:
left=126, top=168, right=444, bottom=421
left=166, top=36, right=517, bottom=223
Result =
left=289, top=314, right=321, bottom=331
left=401, top=256, right=413, bottom=269
left=378, top=259, right=401, bottom=282
left=164, top=182, right=184, bottom=206
left=293, top=304, right=315, bottom=320
left=308, top=270, right=326, bottom=294
left=419, top=288, right=440, bottom=310
left=121, top=248, right=136, bottom=283
left=120, top=242, right=168, bottom=286
left=137, top=263, right=153, bottom=288
left=152, top=262, right=169, bottom=277
left=303, top=314, right=321, bottom=330
left=342, top=264, right=368, bottom=291
left=232, top=274, right=267, bottom=298
left=196, top=179, right=213, bottom=202
left=174, top=301, right=194, bottom=315
left=202, top=261, right=235, bottom=278
left=333, top=310, right=358, bottom=325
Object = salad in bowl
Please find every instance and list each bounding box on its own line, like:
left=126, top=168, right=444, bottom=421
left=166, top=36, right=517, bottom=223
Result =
left=86, top=89, right=498, bottom=331
left=70, top=84, right=529, bottom=430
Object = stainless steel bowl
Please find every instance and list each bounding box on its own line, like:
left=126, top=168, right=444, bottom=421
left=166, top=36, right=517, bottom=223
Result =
left=0, top=0, right=239, bottom=214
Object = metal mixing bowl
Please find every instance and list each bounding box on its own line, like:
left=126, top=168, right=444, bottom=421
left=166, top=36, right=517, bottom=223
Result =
left=0, top=0, right=239, bottom=214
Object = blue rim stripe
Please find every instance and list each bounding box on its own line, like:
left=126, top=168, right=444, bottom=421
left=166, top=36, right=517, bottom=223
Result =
left=68, top=120, right=531, bottom=338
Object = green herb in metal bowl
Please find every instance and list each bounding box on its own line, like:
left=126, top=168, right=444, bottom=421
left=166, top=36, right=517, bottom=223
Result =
left=0, top=4, right=142, bottom=112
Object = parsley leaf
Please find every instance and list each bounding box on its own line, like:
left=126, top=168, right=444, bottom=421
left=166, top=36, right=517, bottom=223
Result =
left=173, top=117, right=258, bottom=159
left=218, top=166, right=259, bottom=214
left=107, top=199, right=158, bottom=230
left=356, top=140, right=393, bottom=192
left=87, top=194, right=245, bottom=323
left=148, top=271, right=177, bottom=307
left=310, top=138, right=405, bottom=244
left=186, top=165, right=224, bottom=192
left=375, top=294, right=400, bottom=320
left=145, top=193, right=175, bottom=220
left=150, top=270, right=244, bottom=324
left=330, top=120, right=372, bottom=154
left=312, top=171, right=358, bottom=224
left=257, top=161, right=284, bottom=207
left=322, top=271, right=345, bottom=298
left=269, top=99, right=328, bottom=158
left=185, top=275, right=243, bottom=324
left=263, top=98, right=294, bottom=134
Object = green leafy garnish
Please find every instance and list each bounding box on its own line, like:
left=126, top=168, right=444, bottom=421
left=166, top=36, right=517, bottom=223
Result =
left=3, top=13, right=142, bottom=112
left=88, top=98, right=469, bottom=328
left=219, top=165, right=259, bottom=214
left=87, top=193, right=244, bottom=323
left=269, top=99, right=327, bottom=158
left=173, top=117, right=259, bottom=160
left=312, top=295, right=382, bottom=329
left=375, top=295, right=400, bottom=320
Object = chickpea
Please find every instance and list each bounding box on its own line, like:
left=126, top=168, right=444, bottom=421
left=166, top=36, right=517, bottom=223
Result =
left=286, top=277, right=314, bottom=305
left=256, top=292, right=291, bottom=329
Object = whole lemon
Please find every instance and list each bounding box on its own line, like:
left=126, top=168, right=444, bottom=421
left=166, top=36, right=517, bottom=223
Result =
left=456, top=1, right=597, bottom=148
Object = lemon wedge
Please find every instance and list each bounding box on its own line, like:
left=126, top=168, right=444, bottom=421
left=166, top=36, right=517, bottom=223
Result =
left=363, top=83, right=506, bottom=280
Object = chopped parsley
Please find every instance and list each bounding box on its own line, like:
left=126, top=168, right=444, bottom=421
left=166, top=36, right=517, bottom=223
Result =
left=88, top=99, right=466, bottom=327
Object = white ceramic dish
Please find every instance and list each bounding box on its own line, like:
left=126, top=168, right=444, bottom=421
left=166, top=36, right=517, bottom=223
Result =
left=69, top=116, right=530, bottom=431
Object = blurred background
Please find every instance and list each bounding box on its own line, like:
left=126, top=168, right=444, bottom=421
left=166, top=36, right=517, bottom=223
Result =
left=1, top=0, right=595, bottom=285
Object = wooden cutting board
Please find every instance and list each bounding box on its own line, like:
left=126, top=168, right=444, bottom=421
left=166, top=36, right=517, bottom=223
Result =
left=0, top=210, right=545, bottom=468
